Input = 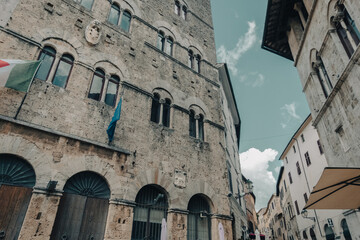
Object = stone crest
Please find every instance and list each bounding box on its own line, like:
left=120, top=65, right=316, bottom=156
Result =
left=174, top=169, right=187, bottom=188
left=85, top=20, right=102, bottom=45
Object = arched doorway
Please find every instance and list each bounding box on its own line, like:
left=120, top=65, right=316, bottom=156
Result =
left=131, top=185, right=168, bottom=240
left=0, top=154, right=36, bottom=239
left=341, top=219, right=352, bottom=240
left=310, top=228, right=317, bottom=240
left=325, top=224, right=335, bottom=240
left=187, top=194, right=211, bottom=240
left=51, top=171, right=110, bottom=240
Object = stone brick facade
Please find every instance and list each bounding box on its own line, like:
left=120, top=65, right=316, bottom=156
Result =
left=0, top=0, right=243, bottom=239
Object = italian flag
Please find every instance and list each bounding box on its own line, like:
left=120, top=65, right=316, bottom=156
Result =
left=0, top=59, right=41, bottom=92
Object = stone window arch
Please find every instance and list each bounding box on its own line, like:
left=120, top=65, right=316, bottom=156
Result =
left=188, top=105, right=205, bottom=141
left=131, top=185, right=168, bottom=240
left=330, top=2, right=360, bottom=58
left=187, top=194, right=211, bottom=239
left=35, top=40, right=78, bottom=89
left=51, top=171, right=110, bottom=240
left=0, top=154, right=36, bottom=240
left=188, top=47, right=202, bottom=73
left=174, top=0, right=188, bottom=20
left=311, top=52, right=333, bottom=99
left=107, top=2, right=132, bottom=33
left=157, top=29, right=175, bottom=56
left=88, top=65, right=121, bottom=107
left=150, top=89, right=173, bottom=128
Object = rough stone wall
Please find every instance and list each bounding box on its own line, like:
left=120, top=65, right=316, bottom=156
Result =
left=287, top=0, right=360, bottom=168
left=0, top=0, right=236, bottom=238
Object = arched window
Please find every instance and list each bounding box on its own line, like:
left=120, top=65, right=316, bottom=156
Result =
left=120, top=10, right=132, bottom=32
left=35, top=46, right=56, bottom=81
left=51, top=171, right=110, bottom=239
left=175, top=1, right=180, bottom=16
left=310, top=228, right=317, bottom=240
left=189, top=110, right=196, bottom=137
left=76, top=0, right=93, bottom=10
left=325, top=224, right=335, bottom=240
left=105, top=75, right=120, bottom=106
left=108, top=3, right=121, bottom=25
left=162, top=98, right=171, bottom=127
left=313, top=56, right=333, bottom=98
left=165, top=37, right=174, bottom=56
left=187, top=195, right=211, bottom=240
left=131, top=185, right=168, bottom=240
left=157, top=31, right=165, bottom=51
left=151, top=93, right=161, bottom=123
left=195, top=54, right=201, bottom=73
left=0, top=154, right=35, bottom=240
left=182, top=6, right=187, bottom=20
left=188, top=50, right=194, bottom=68
left=303, top=230, right=308, bottom=239
left=333, top=4, right=360, bottom=58
left=198, top=114, right=204, bottom=141
left=341, top=219, right=352, bottom=240
left=88, top=68, right=105, bottom=101
left=52, top=54, right=74, bottom=88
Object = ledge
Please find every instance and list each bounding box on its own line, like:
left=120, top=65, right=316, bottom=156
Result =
left=0, top=114, right=132, bottom=155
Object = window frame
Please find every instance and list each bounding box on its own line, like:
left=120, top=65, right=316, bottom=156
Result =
left=88, top=68, right=106, bottom=102
left=120, top=10, right=132, bottom=33
left=104, top=75, right=120, bottom=107
left=296, top=161, right=301, bottom=175
left=35, top=46, right=57, bottom=81
left=305, top=151, right=311, bottom=166
left=107, top=3, right=121, bottom=25
left=52, top=53, right=74, bottom=89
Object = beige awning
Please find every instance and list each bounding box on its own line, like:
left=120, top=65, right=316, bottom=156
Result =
left=304, top=167, right=360, bottom=209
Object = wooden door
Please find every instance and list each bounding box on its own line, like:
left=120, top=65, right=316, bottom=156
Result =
left=51, top=193, right=109, bottom=240
left=0, top=185, right=32, bottom=240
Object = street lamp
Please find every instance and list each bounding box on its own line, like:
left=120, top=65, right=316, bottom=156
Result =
left=301, top=209, right=315, bottom=221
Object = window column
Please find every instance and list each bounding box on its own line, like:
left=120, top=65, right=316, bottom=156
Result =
left=159, top=99, right=165, bottom=125
left=46, top=53, right=61, bottom=84
left=100, top=74, right=110, bottom=102
left=195, top=115, right=200, bottom=139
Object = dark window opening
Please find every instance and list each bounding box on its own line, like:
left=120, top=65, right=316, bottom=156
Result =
left=317, top=140, right=324, bottom=154
left=151, top=93, right=161, bottom=124
left=120, top=10, right=131, bottom=32
left=189, top=110, right=196, bottom=138
left=305, top=152, right=311, bottom=166
left=288, top=172, right=293, bottom=184
left=105, top=75, right=120, bottom=106
left=294, top=200, right=300, bottom=215
left=108, top=3, right=120, bottom=25
left=157, top=31, right=165, bottom=51
left=162, top=98, right=171, bottom=127
left=88, top=68, right=105, bottom=101
left=187, top=195, right=211, bottom=240
left=296, top=162, right=301, bottom=175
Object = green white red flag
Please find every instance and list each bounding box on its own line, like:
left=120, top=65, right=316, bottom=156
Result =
left=0, top=59, right=41, bottom=92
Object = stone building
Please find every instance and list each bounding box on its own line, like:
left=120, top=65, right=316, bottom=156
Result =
left=0, top=0, right=244, bottom=239
left=262, top=0, right=360, bottom=168
left=218, top=63, right=247, bottom=240
left=242, top=175, right=257, bottom=237
left=257, top=195, right=283, bottom=240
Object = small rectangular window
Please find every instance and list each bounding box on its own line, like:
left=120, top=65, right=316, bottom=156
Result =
left=305, top=152, right=311, bottom=166
left=301, top=134, right=305, bottom=142
left=295, top=200, right=300, bottom=215
left=317, top=140, right=323, bottom=154
left=304, top=193, right=308, bottom=203
left=296, top=162, right=301, bottom=175
left=284, top=180, right=287, bottom=191
left=293, top=145, right=296, bottom=153
left=288, top=172, right=293, bottom=184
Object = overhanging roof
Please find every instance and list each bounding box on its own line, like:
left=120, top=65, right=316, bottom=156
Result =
left=262, top=0, right=296, bottom=61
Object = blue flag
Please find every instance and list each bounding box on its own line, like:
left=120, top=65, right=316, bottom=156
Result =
left=107, top=97, right=122, bottom=142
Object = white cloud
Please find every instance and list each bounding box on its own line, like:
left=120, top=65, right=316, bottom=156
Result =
left=239, top=72, right=265, bottom=87
left=280, top=102, right=301, bottom=129
left=217, top=21, right=257, bottom=76
left=240, top=148, right=278, bottom=211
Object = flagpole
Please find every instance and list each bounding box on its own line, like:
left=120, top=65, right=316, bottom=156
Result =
left=14, top=60, right=42, bottom=120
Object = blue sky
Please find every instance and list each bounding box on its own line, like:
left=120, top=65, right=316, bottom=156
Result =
left=210, top=0, right=310, bottom=210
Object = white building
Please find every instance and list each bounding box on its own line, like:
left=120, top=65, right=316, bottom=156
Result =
left=279, top=115, right=360, bottom=240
